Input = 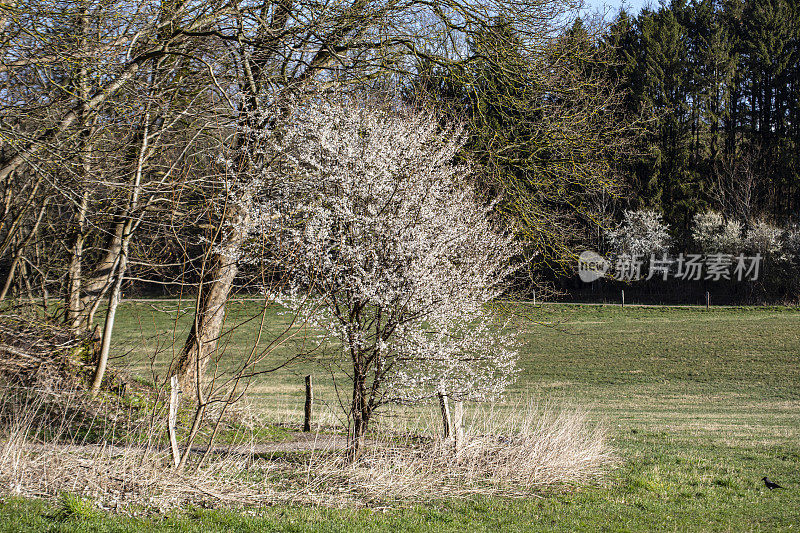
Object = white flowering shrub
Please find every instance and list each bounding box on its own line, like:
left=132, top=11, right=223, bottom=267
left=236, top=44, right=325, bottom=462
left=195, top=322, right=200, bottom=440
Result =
left=252, top=95, right=520, bottom=456
left=691, top=211, right=744, bottom=253
left=744, top=221, right=782, bottom=255
left=775, top=225, right=800, bottom=293
left=780, top=225, right=800, bottom=259
left=692, top=212, right=781, bottom=255
left=606, top=210, right=670, bottom=258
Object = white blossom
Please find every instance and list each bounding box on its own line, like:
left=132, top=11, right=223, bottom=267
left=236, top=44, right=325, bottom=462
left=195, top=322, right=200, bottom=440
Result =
left=692, top=212, right=782, bottom=256
left=744, top=221, right=782, bottom=255
left=606, top=209, right=671, bottom=258
left=246, top=93, right=520, bottom=409
left=691, top=211, right=744, bottom=253
left=779, top=225, right=800, bottom=261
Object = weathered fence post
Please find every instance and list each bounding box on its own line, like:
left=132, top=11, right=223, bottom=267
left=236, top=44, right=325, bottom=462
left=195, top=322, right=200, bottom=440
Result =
left=621, top=289, right=625, bottom=308
left=303, top=375, right=313, bottom=432
left=437, top=386, right=452, bottom=441
left=168, top=375, right=180, bottom=468
left=706, top=291, right=710, bottom=310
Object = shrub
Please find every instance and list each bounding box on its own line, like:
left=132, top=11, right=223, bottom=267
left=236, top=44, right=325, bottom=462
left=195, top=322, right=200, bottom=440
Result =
left=691, top=211, right=744, bottom=253
left=744, top=221, right=782, bottom=255
left=251, top=94, right=520, bottom=458
left=606, top=210, right=670, bottom=258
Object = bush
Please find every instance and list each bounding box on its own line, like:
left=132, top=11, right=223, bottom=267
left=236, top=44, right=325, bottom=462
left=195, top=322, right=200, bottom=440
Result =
left=744, top=221, right=782, bottom=255
left=691, top=211, right=744, bottom=253
left=606, top=210, right=670, bottom=258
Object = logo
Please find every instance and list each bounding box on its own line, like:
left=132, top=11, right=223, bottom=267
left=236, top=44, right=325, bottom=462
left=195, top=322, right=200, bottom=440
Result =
left=577, top=251, right=762, bottom=283
left=578, top=250, right=610, bottom=283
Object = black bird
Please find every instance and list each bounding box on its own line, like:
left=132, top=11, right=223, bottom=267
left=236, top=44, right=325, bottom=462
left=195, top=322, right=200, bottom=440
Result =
left=762, top=477, right=785, bottom=490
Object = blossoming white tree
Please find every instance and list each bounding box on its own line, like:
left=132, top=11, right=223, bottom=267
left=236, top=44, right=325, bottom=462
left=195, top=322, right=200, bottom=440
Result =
left=606, top=210, right=671, bottom=258
left=691, top=211, right=744, bottom=253
left=692, top=212, right=780, bottom=256
left=744, top=222, right=782, bottom=255
left=255, top=95, right=520, bottom=458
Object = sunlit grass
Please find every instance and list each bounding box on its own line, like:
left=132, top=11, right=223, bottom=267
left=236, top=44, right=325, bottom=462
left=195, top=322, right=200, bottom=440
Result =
left=4, top=301, right=797, bottom=530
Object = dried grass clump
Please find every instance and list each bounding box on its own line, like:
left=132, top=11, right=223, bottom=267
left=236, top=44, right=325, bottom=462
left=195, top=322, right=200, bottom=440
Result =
left=0, top=397, right=614, bottom=511
left=304, top=402, right=613, bottom=502
left=0, top=389, right=281, bottom=513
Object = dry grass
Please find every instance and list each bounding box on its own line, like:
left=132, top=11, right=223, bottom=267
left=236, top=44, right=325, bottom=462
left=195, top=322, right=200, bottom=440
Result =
left=0, top=387, right=281, bottom=513
left=326, top=402, right=613, bottom=502
left=0, top=386, right=613, bottom=511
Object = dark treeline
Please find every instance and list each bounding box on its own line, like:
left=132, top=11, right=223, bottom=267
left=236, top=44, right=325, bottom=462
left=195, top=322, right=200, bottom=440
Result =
left=606, top=0, right=800, bottom=246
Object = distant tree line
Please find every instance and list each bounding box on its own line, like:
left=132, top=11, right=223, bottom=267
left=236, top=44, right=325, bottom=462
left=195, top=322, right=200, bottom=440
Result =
left=605, top=0, right=800, bottom=246
left=593, top=208, right=800, bottom=303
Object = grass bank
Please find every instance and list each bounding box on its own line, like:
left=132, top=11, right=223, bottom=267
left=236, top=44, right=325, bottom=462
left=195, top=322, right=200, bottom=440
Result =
left=1, top=303, right=798, bottom=530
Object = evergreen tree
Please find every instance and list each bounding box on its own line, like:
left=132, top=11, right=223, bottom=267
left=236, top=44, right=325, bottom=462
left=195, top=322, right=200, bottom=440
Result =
left=606, top=0, right=800, bottom=244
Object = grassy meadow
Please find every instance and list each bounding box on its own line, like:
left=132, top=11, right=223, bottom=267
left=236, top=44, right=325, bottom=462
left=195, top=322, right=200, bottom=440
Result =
left=2, top=302, right=799, bottom=531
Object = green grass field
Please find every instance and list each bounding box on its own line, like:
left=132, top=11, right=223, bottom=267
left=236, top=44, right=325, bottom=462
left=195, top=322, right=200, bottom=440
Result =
left=2, top=303, right=799, bottom=531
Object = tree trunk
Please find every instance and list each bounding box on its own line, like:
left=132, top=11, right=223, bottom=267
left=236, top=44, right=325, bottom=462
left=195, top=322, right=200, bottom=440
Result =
left=173, top=196, right=251, bottom=398
left=348, top=408, right=370, bottom=462
left=66, top=191, right=90, bottom=328
left=89, top=99, right=150, bottom=390
left=0, top=238, right=20, bottom=302
left=79, top=220, right=125, bottom=328
left=347, top=367, right=372, bottom=462
left=67, top=11, right=95, bottom=330
left=89, top=243, right=127, bottom=393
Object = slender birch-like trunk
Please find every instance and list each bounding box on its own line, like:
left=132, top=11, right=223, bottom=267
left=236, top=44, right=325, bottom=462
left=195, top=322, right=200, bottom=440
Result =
left=89, top=102, right=151, bottom=392
left=0, top=198, right=47, bottom=302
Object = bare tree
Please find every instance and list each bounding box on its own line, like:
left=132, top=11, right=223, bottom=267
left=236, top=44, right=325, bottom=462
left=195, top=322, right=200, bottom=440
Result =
left=713, top=145, right=760, bottom=228
left=1, top=0, right=227, bottom=392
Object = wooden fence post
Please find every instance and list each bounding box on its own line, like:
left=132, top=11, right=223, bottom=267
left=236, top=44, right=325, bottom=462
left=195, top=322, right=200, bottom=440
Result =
left=303, top=375, right=313, bottom=432
left=168, top=375, right=180, bottom=468
left=621, top=289, right=625, bottom=308
left=706, top=291, right=710, bottom=310
left=437, top=388, right=452, bottom=440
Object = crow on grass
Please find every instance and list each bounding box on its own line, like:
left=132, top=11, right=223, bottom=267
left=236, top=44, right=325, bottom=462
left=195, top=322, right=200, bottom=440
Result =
left=762, top=477, right=785, bottom=490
